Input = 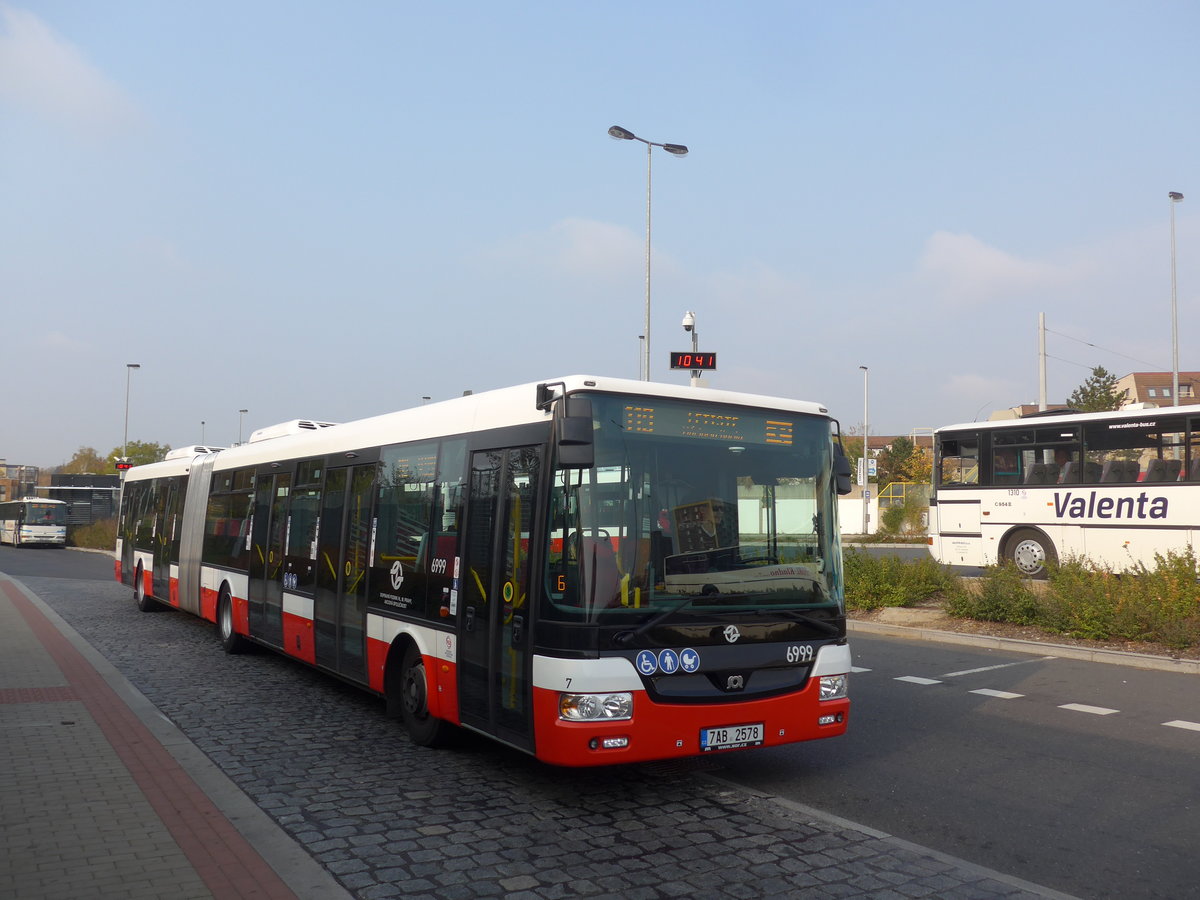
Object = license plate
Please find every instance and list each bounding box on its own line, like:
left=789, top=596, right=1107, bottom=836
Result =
left=700, top=722, right=764, bottom=752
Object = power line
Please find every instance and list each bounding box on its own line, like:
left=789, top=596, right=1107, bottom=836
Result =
left=1044, top=327, right=1165, bottom=371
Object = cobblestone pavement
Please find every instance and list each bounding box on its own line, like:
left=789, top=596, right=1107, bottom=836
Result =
left=28, top=575, right=1076, bottom=899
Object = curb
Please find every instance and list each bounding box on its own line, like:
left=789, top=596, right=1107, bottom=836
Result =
left=848, top=618, right=1200, bottom=675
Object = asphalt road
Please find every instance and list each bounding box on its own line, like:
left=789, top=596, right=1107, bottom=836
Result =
left=717, top=634, right=1200, bottom=899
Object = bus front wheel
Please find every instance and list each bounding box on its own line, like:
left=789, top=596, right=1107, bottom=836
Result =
left=1008, top=529, right=1056, bottom=579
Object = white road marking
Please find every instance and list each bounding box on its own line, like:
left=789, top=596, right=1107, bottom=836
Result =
left=895, top=676, right=942, bottom=685
left=1163, top=720, right=1200, bottom=732
left=850, top=666, right=872, bottom=673
left=1059, top=703, right=1119, bottom=716
left=942, top=656, right=1056, bottom=678
left=970, top=688, right=1024, bottom=700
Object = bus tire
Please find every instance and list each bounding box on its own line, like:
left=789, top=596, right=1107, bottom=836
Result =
left=217, top=588, right=248, bottom=654
left=1007, top=528, right=1056, bottom=579
left=393, top=642, right=452, bottom=747
left=134, top=564, right=160, bottom=612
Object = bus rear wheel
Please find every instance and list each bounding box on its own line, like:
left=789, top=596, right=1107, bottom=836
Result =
left=395, top=643, right=452, bottom=747
left=1008, top=529, right=1056, bottom=579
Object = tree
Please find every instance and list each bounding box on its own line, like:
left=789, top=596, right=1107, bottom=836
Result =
left=875, top=436, right=931, bottom=486
left=107, top=440, right=171, bottom=469
left=60, top=446, right=109, bottom=474
left=1067, top=365, right=1123, bottom=412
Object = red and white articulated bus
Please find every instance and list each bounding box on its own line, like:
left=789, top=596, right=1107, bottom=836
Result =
left=116, top=376, right=854, bottom=766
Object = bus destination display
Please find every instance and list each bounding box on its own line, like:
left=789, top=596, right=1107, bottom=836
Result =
left=623, top=405, right=794, bottom=446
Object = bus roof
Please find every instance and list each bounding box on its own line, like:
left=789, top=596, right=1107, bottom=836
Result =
left=935, top=404, right=1193, bottom=435
left=123, top=375, right=835, bottom=480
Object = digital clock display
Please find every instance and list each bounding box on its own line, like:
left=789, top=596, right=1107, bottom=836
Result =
left=670, top=352, right=717, bottom=370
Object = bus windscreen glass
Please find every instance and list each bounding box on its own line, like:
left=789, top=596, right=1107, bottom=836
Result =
left=544, top=393, right=842, bottom=623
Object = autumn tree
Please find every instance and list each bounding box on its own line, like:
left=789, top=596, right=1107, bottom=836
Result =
left=60, top=446, right=109, bottom=474
left=1067, top=365, right=1123, bottom=412
left=875, top=436, right=931, bottom=485
left=108, top=441, right=171, bottom=469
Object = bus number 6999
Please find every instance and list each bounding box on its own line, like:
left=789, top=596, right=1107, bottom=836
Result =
left=786, top=644, right=814, bottom=663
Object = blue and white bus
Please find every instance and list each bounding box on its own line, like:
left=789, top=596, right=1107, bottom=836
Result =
left=0, top=497, right=68, bottom=547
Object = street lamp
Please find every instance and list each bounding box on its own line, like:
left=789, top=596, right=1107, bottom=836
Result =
left=1170, top=191, right=1184, bottom=406
left=123, top=363, right=141, bottom=461
left=608, top=124, right=689, bottom=381
left=859, top=365, right=870, bottom=536
left=238, top=409, right=248, bottom=445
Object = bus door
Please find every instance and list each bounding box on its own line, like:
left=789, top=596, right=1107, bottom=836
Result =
left=153, top=479, right=182, bottom=603
left=457, top=446, right=542, bottom=750
left=314, top=464, right=376, bottom=681
left=248, top=471, right=291, bottom=647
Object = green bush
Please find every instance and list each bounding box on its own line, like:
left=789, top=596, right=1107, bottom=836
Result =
left=844, top=549, right=956, bottom=610
left=69, top=518, right=116, bottom=551
left=851, top=547, right=1200, bottom=651
left=943, top=563, right=1039, bottom=625
left=880, top=506, right=906, bottom=534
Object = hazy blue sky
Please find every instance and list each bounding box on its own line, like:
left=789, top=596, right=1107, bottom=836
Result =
left=3, top=1, right=1197, bottom=465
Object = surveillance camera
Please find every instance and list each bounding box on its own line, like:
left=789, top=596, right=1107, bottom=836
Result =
left=681, top=311, right=696, bottom=332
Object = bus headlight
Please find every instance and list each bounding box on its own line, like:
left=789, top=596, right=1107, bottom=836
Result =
left=559, top=692, right=633, bottom=721
left=819, top=674, right=848, bottom=701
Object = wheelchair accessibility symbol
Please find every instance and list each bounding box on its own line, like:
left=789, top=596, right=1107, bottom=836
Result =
left=636, top=650, right=658, bottom=675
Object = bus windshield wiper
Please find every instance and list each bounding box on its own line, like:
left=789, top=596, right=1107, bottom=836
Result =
left=756, top=607, right=841, bottom=637
left=612, top=595, right=698, bottom=646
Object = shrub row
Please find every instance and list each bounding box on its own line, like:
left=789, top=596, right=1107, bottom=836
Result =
left=846, top=548, right=1200, bottom=650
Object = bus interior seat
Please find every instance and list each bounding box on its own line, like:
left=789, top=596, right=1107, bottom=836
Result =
left=1191, top=458, right=1200, bottom=481
left=1144, top=459, right=1167, bottom=482
left=1100, top=461, right=1123, bottom=483
left=1124, top=460, right=1143, bottom=482
left=1024, top=463, right=1047, bottom=485
left=1083, top=462, right=1104, bottom=483
left=1164, top=459, right=1182, bottom=480
left=1057, top=462, right=1078, bottom=483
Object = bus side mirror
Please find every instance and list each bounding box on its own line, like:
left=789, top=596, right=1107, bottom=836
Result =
left=834, top=446, right=853, bottom=495
left=555, top=397, right=594, bottom=469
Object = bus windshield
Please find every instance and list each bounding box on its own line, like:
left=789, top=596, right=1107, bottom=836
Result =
left=544, top=393, right=843, bottom=624
left=27, top=502, right=67, bottom=526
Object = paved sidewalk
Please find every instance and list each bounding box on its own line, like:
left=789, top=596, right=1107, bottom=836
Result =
left=0, top=574, right=350, bottom=900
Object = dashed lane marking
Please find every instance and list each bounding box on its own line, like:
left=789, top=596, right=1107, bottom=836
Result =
left=895, top=676, right=942, bottom=685
left=970, top=688, right=1025, bottom=700
left=1163, top=720, right=1200, bottom=732
left=942, top=656, right=1056, bottom=678
left=1059, top=703, right=1120, bottom=716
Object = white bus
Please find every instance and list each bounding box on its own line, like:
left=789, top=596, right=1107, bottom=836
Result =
left=928, top=405, right=1200, bottom=577
left=0, top=497, right=68, bottom=547
left=117, top=375, right=855, bottom=767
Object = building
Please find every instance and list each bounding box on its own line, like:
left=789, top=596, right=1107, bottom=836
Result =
left=1113, top=371, right=1200, bottom=407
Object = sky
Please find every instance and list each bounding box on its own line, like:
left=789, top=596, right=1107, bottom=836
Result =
left=3, top=1, right=1199, bottom=466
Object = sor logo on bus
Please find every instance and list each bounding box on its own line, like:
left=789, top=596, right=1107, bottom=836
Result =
left=390, top=561, right=404, bottom=590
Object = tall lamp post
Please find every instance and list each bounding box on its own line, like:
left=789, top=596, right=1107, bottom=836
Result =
left=682, top=310, right=700, bottom=387
left=1170, top=191, right=1184, bottom=406
left=608, top=125, right=689, bottom=381
left=238, top=409, right=248, bottom=445
left=859, top=365, right=870, bottom=535
left=123, top=363, right=141, bottom=461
